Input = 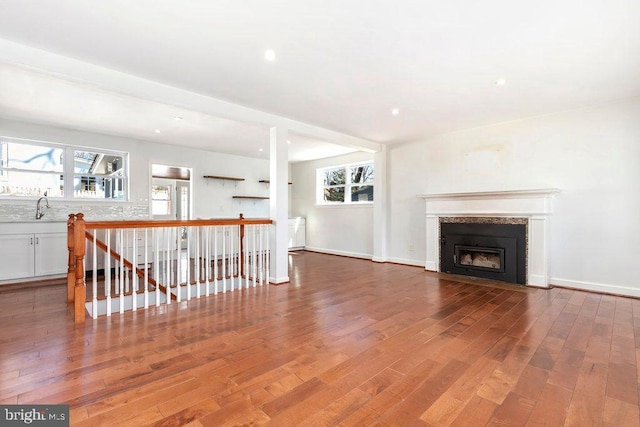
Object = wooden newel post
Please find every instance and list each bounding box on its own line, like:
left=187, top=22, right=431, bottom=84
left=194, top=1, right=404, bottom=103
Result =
left=73, top=213, right=86, bottom=323
left=67, top=214, right=76, bottom=303
left=239, top=213, right=245, bottom=278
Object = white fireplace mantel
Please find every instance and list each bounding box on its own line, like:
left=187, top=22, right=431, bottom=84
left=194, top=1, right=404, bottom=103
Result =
left=417, top=189, right=559, bottom=287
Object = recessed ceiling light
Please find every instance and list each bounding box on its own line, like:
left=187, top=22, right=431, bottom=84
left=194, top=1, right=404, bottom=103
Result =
left=391, top=108, right=400, bottom=116
left=264, top=49, right=276, bottom=62
left=173, top=116, right=183, bottom=121
left=287, top=140, right=291, bottom=144
left=495, top=78, right=507, bottom=86
left=154, top=129, right=161, bottom=134
left=259, top=148, right=264, bottom=152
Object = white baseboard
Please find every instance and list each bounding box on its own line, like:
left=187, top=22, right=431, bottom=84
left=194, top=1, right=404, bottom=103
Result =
left=303, top=248, right=425, bottom=267
left=269, top=276, right=290, bottom=284
left=303, top=246, right=372, bottom=260
left=551, top=277, right=640, bottom=298
left=386, top=257, right=425, bottom=268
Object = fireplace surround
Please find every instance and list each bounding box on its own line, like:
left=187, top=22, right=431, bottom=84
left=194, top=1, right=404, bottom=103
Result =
left=418, top=189, right=559, bottom=287
left=440, top=218, right=527, bottom=284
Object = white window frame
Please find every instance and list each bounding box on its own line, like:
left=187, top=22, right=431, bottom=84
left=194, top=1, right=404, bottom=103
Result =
left=0, top=136, right=129, bottom=201
left=316, top=161, right=374, bottom=205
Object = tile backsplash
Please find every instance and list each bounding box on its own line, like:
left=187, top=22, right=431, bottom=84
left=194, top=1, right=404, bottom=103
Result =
left=0, top=201, right=148, bottom=222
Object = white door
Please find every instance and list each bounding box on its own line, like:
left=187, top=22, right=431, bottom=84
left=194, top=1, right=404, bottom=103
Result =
left=151, top=178, right=176, bottom=219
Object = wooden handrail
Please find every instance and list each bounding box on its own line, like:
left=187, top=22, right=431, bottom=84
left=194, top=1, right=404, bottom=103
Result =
left=83, top=217, right=272, bottom=229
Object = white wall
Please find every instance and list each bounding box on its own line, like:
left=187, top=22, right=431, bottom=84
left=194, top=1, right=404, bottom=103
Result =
left=387, top=97, right=640, bottom=296
left=0, top=118, right=270, bottom=221
left=291, top=151, right=374, bottom=259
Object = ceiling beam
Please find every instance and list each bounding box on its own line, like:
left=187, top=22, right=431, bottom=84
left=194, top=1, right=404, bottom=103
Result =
left=0, top=38, right=381, bottom=153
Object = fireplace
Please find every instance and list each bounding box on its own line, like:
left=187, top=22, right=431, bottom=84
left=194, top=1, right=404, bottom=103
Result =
left=439, top=219, right=527, bottom=284
left=456, top=246, right=504, bottom=272
left=418, top=189, right=559, bottom=287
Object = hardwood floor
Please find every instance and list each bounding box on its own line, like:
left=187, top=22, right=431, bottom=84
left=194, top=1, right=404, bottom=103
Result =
left=1, top=251, right=639, bottom=426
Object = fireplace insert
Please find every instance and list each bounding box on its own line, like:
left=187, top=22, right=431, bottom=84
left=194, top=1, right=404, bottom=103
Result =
left=440, top=222, right=526, bottom=284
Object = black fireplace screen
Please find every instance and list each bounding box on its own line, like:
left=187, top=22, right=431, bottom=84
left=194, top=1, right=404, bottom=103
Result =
left=440, top=222, right=526, bottom=284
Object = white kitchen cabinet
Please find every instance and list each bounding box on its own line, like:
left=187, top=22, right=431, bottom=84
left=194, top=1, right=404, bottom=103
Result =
left=0, top=232, right=67, bottom=281
left=34, top=233, right=68, bottom=276
left=116, top=229, right=153, bottom=267
left=288, top=217, right=305, bottom=250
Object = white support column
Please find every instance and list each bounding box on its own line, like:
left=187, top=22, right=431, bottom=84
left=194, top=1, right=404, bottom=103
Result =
left=372, top=145, right=387, bottom=262
left=269, top=126, right=290, bottom=284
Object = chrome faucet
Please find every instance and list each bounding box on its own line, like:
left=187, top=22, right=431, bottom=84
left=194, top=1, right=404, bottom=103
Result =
left=35, top=192, right=50, bottom=220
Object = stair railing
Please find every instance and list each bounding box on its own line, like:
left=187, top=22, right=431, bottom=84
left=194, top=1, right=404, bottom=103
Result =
left=67, top=213, right=272, bottom=323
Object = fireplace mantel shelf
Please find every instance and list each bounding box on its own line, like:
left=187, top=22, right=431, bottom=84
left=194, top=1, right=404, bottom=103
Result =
left=417, top=188, right=560, bottom=200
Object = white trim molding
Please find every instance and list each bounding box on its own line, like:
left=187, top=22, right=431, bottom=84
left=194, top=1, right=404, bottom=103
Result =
left=551, top=277, right=640, bottom=298
left=418, top=189, right=559, bottom=287
left=304, top=246, right=373, bottom=260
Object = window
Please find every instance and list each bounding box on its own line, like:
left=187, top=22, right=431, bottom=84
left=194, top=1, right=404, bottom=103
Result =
left=0, top=136, right=128, bottom=200
left=317, top=162, right=374, bottom=204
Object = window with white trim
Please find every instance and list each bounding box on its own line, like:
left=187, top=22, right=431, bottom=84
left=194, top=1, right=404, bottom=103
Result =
left=317, top=162, right=374, bottom=204
left=0, top=136, right=128, bottom=200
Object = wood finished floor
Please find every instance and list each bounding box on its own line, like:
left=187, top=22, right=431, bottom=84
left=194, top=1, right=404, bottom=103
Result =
left=1, top=251, right=639, bottom=426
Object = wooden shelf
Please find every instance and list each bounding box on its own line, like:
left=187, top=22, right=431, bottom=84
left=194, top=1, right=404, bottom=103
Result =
left=232, top=196, right=269, bottom=200
left=259, top=180, right=292, bottom=184
left=204, top=175, right=245, bottom=181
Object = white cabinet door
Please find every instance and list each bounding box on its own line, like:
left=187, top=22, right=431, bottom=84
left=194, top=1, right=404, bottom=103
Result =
left=0, top=234, right=35, bottom=280
left=34, top=233, right=68, bottom=276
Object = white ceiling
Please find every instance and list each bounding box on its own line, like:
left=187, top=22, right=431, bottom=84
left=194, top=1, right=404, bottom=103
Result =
left=0, top=63, right=356, bottom=162
left=0, top=0, right=638, bottom=159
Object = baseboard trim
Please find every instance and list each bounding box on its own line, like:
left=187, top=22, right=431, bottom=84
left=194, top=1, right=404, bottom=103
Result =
left=386, top=257, right=425, bottom=268
left=269, top=276, right=290, bottom=285
left=550, top=277, right=640, bottom=298
left=303, top=247, right=372, bottom=260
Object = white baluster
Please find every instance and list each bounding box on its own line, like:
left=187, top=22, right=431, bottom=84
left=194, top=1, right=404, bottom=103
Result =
left=258, top=224, right=263, bottom=286
left=222, top=226, right=227, bottom=293
left=106, top=229, right=112, bottom=316
left=212, top=227, right=217, bottom=294
left=176, top=226, right=181, bottom=302
left=186, top=226, right=191, bottom=301
left=154, top=228, right=160, bottom=307
left=144, top=228, right=149, bottom=309
left=92, top=231, right=97, bottom=318
left=252, top=225, right=258, bottom=287
left=119, top=229, right=124, bottom=314
left=132, top=228, right=137, bottom=311
left=195, top=226, right=201, bottom=298
left=228, top=225, right=236, bottom=291
left=235, top=225, right=239, bottom=288
left=265, top=224, right=270, bottom=286
left=166, top=227, right=171, bottom=305
left=205, top=226, right=210, bottom=296
left=244, top=225, right=249, bottom=289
